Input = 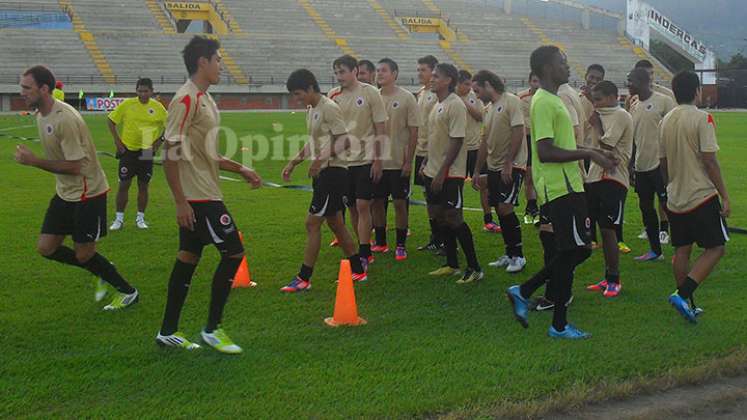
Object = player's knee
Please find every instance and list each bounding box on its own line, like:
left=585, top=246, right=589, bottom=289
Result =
left=305, top=216, right=322, bottom=232
left=710, top=245, right=726, bottom=258
left=36, top=241, right=57, bottom=257
left=393, top=199, right=407, bottom=212
left=119, top=178, right=133, bottom=189
left=137, top=180, right=150, bottom=191
left=497, top=204, right=513, bottom=216
left=177, top=251, right=200, bottom=265
left=227, top=252, right=244, bottom=260
left=356, top=200, right=370, bottom=213
left=75, top=248, right=96, bottom=264
left=575, top=246, right=592, bottom=264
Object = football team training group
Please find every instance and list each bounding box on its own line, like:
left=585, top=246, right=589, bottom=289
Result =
left=14, top=35, right=730, bottom=354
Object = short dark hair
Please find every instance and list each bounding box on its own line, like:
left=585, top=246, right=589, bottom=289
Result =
left=23, top=65, right=56, bottom=92
left=136, top=78, right=153, bottom=90
left=472, top=70, right=505, bottom=93
left=417, top=55, right=439, bottom=70
left=435, top=63, right=459, bottom=92
left=628, top=67, right=651, bottom=85
left=333, top=55, right=358, bottom=71
left=530, top=45, right=560, bottom=79
left=634, top=59, right=654, bottom=69
left=586, top=64, right=605, bottom=77
left=286, top=69, right=320, bottom=93
left=357, top=59, right=375, bottom=73
left=378, top=58, right=399, bottom=74
left=182, top=36, right=220, bottom=76
left=592, top=80, right=618, bottom=97
left=458, top=69, right=472, bottom=83
left=671, top=71, right=700, bottom=104
left=529, top=70, right=537, bottom=80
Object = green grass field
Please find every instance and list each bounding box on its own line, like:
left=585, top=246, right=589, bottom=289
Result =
left=1, top=111, right=746, bottom=418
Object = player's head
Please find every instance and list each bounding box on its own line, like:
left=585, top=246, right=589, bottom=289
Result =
left=286, top=69, right=320, bottom=107
left=136, top=78, right=154, bottom=103
left=417, top=55, right=438, bottom=85
left=333, top=55, right=358, bottom=89
left=357, top=59, right=375, bottom=84
left=585, top=64, right=605, bottom=89
left=376, top=58, right=398, bottom=87
left=634, top=59, right=656, bottom=82
left=431, top=63, right=458, bottom=94
left=671, top=70, right=701, bottom=105
left=20, top=65, right=55, bottom=109
left=627, top=67, right=650, bottom=96
left=530, top=45, right=569, bottom=86
left=528, top=71, right=540, bottom=90
left=591, top=80, right=618, bottom=109
left=456, top=70, right=473, bottom=96
left=472, top=70, right=505, bottom=103
left=182, top=36, right=222, bottom=84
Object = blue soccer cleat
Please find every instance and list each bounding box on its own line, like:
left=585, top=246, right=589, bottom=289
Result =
left=506, top=285, right=529, bottom=328
left=548, top=324, right=592, bottom=340
left=669, top=292, right=697, bottom=324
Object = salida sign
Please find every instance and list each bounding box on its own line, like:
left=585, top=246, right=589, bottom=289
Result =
left=647, top=8, right=706, bottom=61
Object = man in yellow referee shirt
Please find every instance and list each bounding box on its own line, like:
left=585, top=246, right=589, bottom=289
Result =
left=107, top=78, right=167, bottom=230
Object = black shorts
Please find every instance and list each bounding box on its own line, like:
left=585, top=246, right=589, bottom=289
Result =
left=374, top=169, right=410, bottom=200
left=546, top=193, right=592, bottom=251
left=424, top=176, right=464, bottom=210
left=179, top=201, right=244, bottom=256
left=466, top=149, right=488, bottom=177
left=414, top=155, right=426, bottom=186
left=487, top=169, right=525, bottom=207
left=117, top=148, right=154, bottom=183
left=586, top=181, right=627, bottom=230
left=346, top=164, right=374, bottom=205
left=41, top=194, right=108, bottom=243
left=525, top=135, right=532, bottom=168
left=635, top=167, right=666, bottom=202
left=668, top=196, right=729, bottom=249
left=310, top=167, right=347, bottom=217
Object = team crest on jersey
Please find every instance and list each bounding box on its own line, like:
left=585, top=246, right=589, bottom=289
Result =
left=45, top=124, right=53, bottom=135
left=645, top=103, right=654, bottom=111
left=219, top=214, right=232, bottom=226
left=496, top=105, right=504, bottom=113
left=120, top=166, right=128, bottom=175
left=427, top=94, right=434, bottom=102
left=355, top=96, right=365, bottom=107
left=313, top=112, right=320, bottom=122
left=437, top=105, right=444, bottom=114
left=392, top=101, right=400, bottom=109
left=469, top=98, right=476, bottom=105
left=148, top=108, right=155, bottom=115
left=585, top=217, right=591, bottom=229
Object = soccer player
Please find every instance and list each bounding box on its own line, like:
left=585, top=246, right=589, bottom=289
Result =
left=634, top=59, right=676, bottom=101
left=156, top=36, right=262, bottom=353
left=660, top=71, right=729, bottom=323
left=414, top=55, right=442, bottom=253
left=328, top=55, right=388, bottom=269
left=627, top=68, right=675, bottom=262
left=357, top=59, right=376, bottom=85
left=15, top=65, right=139, bottom=310
left=107, top=78, right=167, bottom=231
left=471, top=70, right=527, bottom=274
left=456, top=70, right=494, bottom=233
left=517, top=72, right=541, bottom=224
left=506, top=46, right=616, bottom=339
left=583, top=81, right=634, bottom=298
left=280, top=69, right=367, bottom=292
left=421, top=63, right=483, bottom=284
left=371, top=58, right=419, bottom=260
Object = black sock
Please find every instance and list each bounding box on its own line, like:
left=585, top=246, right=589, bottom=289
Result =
left=348, top=254, right=365, bottom=274
left=442, top=226, right=459, bottom=269
left=660, top=220, right=669, bottom=233
left=677, top=276, right=699, bottom=300
left=527, top=199, right=538, bottom=214
left=374, top=226, right=387, bottom=247
left=483, top=213, right=493, bottom=224
left=160, top=259, right=197, bottom=335
left=43, top=246, right=82, bottom=267
left=606, top=269, right=620, bottom=285
left=429, top=218, right=439, bottom=244
left=548, top=248, right=587, bottom=331
left=616, top=222, right=624, bottom=243
left=539, top=230, right=556, bottom=267
left=359, top=243, right=371, bottom=258
left=499, top=213, right=523, bottom=257
left=83, top=253, right=135, bottom=294
left=396, top=228, right=408, bottom=247
left=520, top=266, right=552, bottom=299
left=455, top=223, right=480, bottom=271
left=298, top=264, right=313, bottom=282
left=206, top=256, right=242, bottom=333
left=641, top=201, right=662, bottom=254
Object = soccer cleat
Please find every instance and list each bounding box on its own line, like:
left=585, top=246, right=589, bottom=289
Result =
left=94, top=279, right=108, bottom=302
left=506, top=256, right=527, bottom=273
left=280, top=277, right=311, bottom=293
left=669, top=292, right=697, bottom=323
left=523, top=214, right=534, bottom=225
left=201, top=328, right=243, bottom=355
left=109, top=219, right=123, bottom=231
left=635, top=251, right=663, bottom=262
left=591, top=241, right=601, bottom=250
left=506, top=285, right=529, bottom=328
left=532, top=296, right=555, bottom=311
left=693, top=306, right=704, bottom=317
left=456, top=268, right=484, bottom=284
left=418, top=241, right=438, bottom=251
left=395, top=246, right=407, bottom=261
left=586, top=279, right=608, bottom=292
left=135, top=218, right=149, bottom=229
left=352, top=271, right=368, bottom=282
left=156, top=332, right=201, bottom=350
left=638, top=229, right=648, bottom=240
left=429, top=266, right=461, bottom=276
left=659, top=231, right=670, bottom=245
left=603, top=281, right=622, bottom=298
left=103, top=289, right=139, bottom=311
left=483, top=222, right=502, bottom=233
left=371, top=244, right=390, bottom=253
left=329, top=237, right=340, bottom=247
left=548, top=324, right=592, bottom=339
left=488, top=255, right=511, bottom=268
left=618, top=242, right=632, bottom=254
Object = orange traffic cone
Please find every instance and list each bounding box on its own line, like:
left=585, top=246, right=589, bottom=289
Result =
left=324, top=259, right=367, bottom=327
left=232, top=232, right=256, bottom=288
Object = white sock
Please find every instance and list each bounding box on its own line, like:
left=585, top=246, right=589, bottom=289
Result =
left=136, top=212, right=145, bottom=220
left=115, top=212, right=124, bottom=222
